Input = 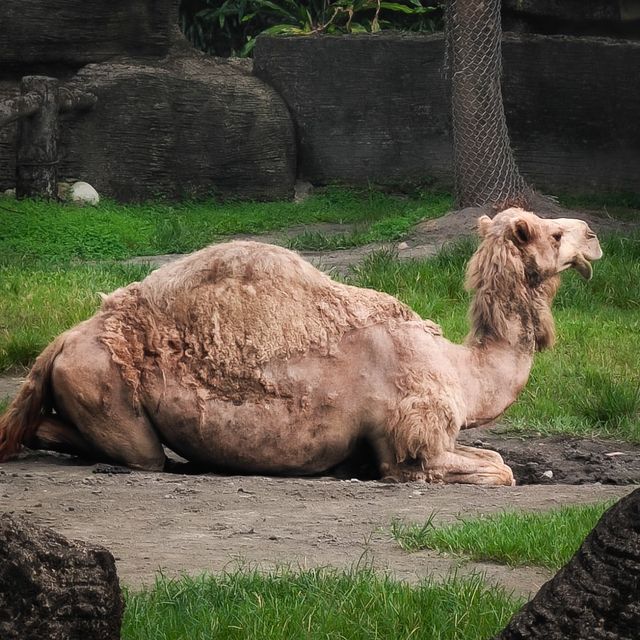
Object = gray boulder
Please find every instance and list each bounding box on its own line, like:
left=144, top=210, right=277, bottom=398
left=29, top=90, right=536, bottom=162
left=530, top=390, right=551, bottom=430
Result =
left=0, top=513, right=123, bottom=640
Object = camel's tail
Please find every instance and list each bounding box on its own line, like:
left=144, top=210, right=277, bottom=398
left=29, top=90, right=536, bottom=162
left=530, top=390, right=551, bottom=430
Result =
left=0, top=334, right=66, bottom=461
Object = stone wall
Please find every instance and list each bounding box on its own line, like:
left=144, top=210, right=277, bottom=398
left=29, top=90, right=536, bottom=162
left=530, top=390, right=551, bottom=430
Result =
left=254, top=33, right=640, bottom=196
left=0, top=0, right=177, bottom=74
left=2, top=11, right=638, bottom=201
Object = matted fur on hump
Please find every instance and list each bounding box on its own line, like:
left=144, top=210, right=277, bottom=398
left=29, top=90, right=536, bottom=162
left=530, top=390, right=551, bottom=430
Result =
left=99, top=241, right=419, bottom=401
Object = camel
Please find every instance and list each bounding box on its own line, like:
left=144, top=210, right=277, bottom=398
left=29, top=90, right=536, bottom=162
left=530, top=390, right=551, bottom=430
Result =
left=0, top=208, right=601, bottom=485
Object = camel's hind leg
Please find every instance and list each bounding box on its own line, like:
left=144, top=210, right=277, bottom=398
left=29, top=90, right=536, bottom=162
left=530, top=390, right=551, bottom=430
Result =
left=25, top=417, right=98, bottom=458
left=50, top=334, right=166, bottom=471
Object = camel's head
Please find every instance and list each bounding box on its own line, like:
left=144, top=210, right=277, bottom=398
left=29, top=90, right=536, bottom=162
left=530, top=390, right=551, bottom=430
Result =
left=477, top=208, right=602, bottom=282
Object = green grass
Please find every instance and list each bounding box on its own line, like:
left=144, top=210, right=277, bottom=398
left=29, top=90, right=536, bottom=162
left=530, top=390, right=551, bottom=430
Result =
left=557, top=192, right=640, bottom=221
left=287, top=198, right=451, bottom=251
left=0, top=188, right=451, bottom=263
left=0, top=262, right=153, bottom=371
left=391, top=501, right=613, bottom=571
left=122, top=569, right=521, bottom=640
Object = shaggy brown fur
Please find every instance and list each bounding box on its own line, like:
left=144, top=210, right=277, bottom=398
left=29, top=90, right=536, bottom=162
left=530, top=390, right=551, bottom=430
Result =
left=0, top=210, right=602, bottom=485
left=99, top=243, right=428, bottom=409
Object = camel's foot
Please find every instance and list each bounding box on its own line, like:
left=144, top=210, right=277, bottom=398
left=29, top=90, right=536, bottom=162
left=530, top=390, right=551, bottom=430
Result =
left=424, top=445, right=515, bottom=486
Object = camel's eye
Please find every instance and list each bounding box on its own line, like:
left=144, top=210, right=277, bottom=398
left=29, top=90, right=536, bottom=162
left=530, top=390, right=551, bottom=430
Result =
left=552, top=232, right=562, bottom=242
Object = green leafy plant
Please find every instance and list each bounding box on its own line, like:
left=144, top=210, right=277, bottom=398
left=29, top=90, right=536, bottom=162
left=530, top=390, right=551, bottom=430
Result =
left=180, top=0, right=441, bottom=57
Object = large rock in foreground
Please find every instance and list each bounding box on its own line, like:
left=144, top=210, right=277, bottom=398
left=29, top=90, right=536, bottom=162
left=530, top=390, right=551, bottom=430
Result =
left=495, top=488, right=640, bottom=640
left=0, top=513, right=123, bottom=640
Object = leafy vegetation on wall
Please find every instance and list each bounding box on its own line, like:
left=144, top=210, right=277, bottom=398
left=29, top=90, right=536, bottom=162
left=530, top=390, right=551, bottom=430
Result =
left=179, top=0, right=443, bottom=57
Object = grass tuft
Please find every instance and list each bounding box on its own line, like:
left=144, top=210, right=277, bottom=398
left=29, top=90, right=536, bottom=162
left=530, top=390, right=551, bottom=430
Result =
left=391, top=501, right=614, bottom=570
left=121, top=568, right=521, bottom=640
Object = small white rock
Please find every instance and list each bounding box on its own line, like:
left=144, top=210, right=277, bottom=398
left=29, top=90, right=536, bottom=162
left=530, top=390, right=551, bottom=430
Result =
left=397, top=241, right=410, bottom=251
left=3, top=188, right=15, bottom=198
left=70, top=181, right=99, bottom=205
left=542, top=470, right=554, bottom=479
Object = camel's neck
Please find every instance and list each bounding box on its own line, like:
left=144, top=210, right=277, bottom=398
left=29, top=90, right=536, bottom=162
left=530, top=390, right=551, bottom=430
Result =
left=456, top=275, right=560, bottom=427
left=456, top=341, right=534, bottom=427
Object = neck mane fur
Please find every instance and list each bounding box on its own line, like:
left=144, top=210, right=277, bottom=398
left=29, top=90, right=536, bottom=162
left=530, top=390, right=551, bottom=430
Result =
left=464, top=237, right=559, bottom=352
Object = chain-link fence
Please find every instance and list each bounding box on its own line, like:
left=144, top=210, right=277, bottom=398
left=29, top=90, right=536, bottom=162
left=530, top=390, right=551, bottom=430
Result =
left=445, top=0, right=530, bottom=209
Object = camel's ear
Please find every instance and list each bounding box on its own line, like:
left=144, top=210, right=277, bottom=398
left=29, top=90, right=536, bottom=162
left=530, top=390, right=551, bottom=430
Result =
left=510, top=218, right=534, bottom=245
left=476, top=215, right=492, bottom=238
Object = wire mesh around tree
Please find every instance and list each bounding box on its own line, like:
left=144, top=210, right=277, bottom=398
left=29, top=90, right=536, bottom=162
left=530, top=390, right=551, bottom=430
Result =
left=445, top=0, right=529, bottom=209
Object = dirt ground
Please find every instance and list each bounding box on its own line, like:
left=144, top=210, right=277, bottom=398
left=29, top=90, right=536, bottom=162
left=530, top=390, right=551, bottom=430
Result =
left=0, top=451, right=634, bottom=597
left=1, top=201, right=638, bottom=597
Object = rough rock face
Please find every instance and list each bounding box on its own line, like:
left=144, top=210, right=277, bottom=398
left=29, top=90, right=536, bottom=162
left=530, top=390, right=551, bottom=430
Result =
left=0, top=513, right=124, bottom=640
left=0, top=0, right=177, bottom=72
left=0, top=0, right=296, bottom=201
left=57, top=55, right=296, bottom=202
left=254, top=33, right=452, bottom=190
left=495, top=488, right=640, bottom=640
left=0, top=54, right=296, bottom=201
left=502, top=0, right=638, bottom=23
left=254, top=33, right=640, bottom=195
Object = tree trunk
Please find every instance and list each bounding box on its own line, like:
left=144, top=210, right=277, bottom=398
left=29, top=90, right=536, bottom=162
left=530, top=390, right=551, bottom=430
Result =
left=495, top=489, right=640, bottom=640
left=16, top=76, right=59, bottom=200
left=447, top=0, right=529, bottom=208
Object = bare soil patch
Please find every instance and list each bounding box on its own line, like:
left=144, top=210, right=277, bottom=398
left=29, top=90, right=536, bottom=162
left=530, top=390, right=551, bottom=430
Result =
left=458, top=428, right=640, bottom=486
left=0, top=452, right=633, bottom=596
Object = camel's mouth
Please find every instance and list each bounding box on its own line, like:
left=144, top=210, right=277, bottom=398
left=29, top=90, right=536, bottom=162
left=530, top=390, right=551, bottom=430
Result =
left=557, top=223, right=602, bottom=280
left=571, top=254, right=594, bottom=280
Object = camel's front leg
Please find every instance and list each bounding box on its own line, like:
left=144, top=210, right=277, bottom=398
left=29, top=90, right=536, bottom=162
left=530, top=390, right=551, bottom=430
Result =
left=369, top=433, right=429, bottom=482
left=374, top=392, right=514, bottom=485
left=424, top=444, right=515, bottom=486
left=373, top=436, right=514, bottom=485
